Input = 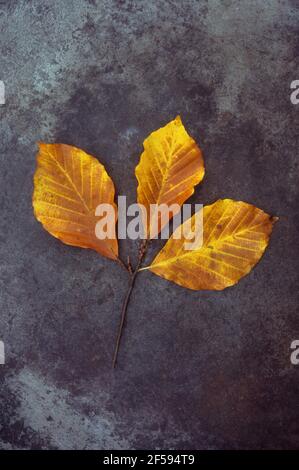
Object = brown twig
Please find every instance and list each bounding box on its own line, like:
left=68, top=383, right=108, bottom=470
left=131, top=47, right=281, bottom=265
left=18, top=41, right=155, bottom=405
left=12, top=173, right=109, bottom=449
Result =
left=127, top=255, right=133, bottom=275
left=112, top=239, right=148, bottom=368
left=115, top=256, right=130, bottom=273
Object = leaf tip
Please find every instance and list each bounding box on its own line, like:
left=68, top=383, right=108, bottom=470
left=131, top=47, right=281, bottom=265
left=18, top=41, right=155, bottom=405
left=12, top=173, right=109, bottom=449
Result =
left=270, top=215, right=279, bottom=224
left=174, top=115, right=182, bottom=124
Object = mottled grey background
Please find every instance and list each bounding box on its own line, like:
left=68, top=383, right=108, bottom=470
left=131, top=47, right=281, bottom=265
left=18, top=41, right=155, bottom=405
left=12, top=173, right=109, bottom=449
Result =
left=0, top=0, right=299, bottom=450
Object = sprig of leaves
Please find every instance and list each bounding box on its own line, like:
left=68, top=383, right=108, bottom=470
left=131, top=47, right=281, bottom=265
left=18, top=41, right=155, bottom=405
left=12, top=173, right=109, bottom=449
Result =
left=33, top=117, right=277, bottom=367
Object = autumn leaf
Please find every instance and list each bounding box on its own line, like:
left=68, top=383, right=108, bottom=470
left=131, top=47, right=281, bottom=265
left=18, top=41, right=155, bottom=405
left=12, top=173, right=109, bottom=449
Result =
left=33, top=143, right=118, bottom=260
left=144, top=199, right=277, bottom=290
left=135, top=116, right=204, bottom=238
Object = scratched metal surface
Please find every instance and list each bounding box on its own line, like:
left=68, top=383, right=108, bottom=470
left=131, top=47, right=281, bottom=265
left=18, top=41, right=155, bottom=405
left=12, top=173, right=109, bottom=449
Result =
left=0, top=0, right=299, bottom=449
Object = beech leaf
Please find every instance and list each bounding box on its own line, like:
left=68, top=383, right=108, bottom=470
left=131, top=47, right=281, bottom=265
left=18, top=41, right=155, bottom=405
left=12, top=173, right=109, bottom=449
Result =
left=135, top=116, right=205, bottom=238
left=33, top=143, right=118, bottom=260
left=145, top=199, right=277, bottom=290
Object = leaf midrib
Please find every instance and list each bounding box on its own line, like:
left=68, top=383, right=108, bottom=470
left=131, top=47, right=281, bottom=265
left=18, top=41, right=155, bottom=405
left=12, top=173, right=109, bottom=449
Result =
left=45, top=148, right=91, bottom=214
left=149, top=220, right=267, bottom=270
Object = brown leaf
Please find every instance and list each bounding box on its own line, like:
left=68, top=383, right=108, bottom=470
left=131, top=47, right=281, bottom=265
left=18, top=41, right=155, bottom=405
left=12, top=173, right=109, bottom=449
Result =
left=135, top=116, right=204, bottom=238
left=145, top=199, right=277, bottom=290
left=33, top=143, right=118, bottom=260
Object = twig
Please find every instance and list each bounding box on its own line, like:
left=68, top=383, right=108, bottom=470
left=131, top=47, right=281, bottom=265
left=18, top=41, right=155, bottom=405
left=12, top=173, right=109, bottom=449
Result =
left=115, top=256, right=130, bottom=273
left=127, top=255, right=133, bottom=275
left=112, top=239, right=148, bottom=368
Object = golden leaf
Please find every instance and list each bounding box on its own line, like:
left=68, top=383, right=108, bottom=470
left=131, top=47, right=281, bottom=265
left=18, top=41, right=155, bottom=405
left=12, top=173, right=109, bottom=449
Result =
left=33, top=143, right=118, bottom=260
left=135, top=116, right=204, bottom=238
left=145, top=199, right=277, bottom=290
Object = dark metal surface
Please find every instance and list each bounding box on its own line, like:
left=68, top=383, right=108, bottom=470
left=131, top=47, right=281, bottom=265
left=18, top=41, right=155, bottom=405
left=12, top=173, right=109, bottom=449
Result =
left=0, top=0, right=299, bottom=449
